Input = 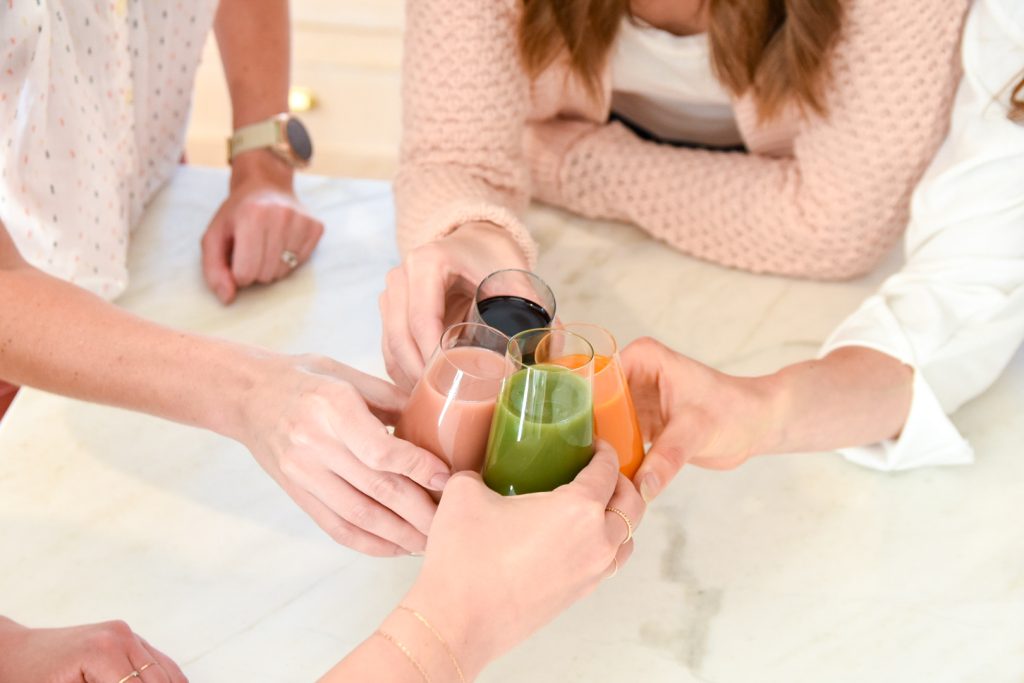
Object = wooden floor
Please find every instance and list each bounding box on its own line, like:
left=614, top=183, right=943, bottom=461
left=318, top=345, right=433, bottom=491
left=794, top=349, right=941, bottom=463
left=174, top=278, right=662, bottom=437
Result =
left=185, top=0, right=404, bottom=179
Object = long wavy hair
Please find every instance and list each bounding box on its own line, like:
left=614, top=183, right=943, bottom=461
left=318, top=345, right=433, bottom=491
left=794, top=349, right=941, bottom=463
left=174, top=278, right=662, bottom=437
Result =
left=518, top=0, right=844, bottom=120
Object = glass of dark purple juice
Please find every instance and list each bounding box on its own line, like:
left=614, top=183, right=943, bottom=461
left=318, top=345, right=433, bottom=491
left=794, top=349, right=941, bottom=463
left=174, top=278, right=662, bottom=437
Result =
left=470, top=269, right=556, bottom=338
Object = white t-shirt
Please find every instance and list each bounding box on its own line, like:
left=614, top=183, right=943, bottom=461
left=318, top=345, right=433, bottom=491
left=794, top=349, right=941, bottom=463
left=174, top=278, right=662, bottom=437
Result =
left=609, top=18, right=742, bottom=148
left=0, top=0, right=217, bottom=299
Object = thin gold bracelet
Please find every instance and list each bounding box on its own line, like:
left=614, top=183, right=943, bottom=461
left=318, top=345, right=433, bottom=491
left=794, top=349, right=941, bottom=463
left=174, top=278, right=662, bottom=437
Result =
left=398, top=605, right=466, bottom=683
left=376, top=629, right=431, bottom=683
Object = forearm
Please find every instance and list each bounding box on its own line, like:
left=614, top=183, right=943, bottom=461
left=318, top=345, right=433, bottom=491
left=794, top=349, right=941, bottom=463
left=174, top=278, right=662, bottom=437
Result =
left=323, top=594, right=486, bottom=683
left=756, top=346, right=914, bottom=455
left=215, top=0, right=293, bottom=187
left=549, top=124, right=894, bottom=280
left=395, top=0, right=535, bottom=259
left=0, top=263, right=261, bottom=440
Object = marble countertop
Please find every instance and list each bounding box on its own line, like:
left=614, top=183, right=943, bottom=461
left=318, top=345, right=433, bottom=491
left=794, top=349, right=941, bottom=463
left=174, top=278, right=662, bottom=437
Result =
left=1, top=166, right=1022, bottom=682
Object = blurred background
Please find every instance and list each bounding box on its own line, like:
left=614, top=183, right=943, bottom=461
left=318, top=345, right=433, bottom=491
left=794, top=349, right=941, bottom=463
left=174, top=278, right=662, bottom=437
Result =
left=185, top=0, right=403, bottom=180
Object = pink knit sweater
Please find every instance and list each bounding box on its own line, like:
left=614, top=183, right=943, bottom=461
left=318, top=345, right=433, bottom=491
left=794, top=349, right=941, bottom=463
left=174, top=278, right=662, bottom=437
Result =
left=395, top=0, right=969, bottom=279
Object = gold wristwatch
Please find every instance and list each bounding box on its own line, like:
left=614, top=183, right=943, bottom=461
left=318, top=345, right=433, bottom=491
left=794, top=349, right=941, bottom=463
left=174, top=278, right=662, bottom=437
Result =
left=227, top=113, right=313, bottom=168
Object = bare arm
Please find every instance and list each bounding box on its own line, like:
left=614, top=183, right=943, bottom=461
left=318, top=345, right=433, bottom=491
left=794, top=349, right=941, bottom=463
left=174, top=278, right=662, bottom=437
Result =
left=623, top=338, right=913, bottom=498
left=0, top=224, right=256, bottom=437
left=762, top=348, right=913, bottom=454
left=202, top=0, right=324, bottom=304
left=0, top=220, right=449, bottom=556
left=215, top=0, right=292, bottom=185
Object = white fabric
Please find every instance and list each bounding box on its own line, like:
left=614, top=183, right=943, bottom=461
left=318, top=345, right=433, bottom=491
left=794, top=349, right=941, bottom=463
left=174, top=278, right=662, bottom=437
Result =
left=0, top=0, right=217, bottom=299
left=820, top=0, right=1024, bottom=471
left=609, top=19, right=742, bottom=147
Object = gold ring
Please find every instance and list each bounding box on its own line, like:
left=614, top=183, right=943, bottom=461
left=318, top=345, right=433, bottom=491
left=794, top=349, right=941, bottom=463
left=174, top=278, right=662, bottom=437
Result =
left=606, top=506, right=633, bottom=545
left=607, top=557, right=619, bottom=579
left=117, top=672, right=139, bottom=683
left=137, top=663, right=158, bottom=674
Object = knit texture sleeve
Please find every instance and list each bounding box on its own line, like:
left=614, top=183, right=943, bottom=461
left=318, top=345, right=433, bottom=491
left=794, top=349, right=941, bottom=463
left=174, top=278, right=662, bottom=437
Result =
left=394, top=0, right=537, bottom=263
left=531, top=0, right=969, bottom=280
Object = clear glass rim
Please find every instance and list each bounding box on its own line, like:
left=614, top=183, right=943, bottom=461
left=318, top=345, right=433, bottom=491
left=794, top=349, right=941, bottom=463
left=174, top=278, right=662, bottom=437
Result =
left=506, top=327, right=595, bottom=372
left=473, top=268, right=557, bottom=318
left=437, top=322, right=511, bottom=381
left=557, top=322, right=619, bottom=358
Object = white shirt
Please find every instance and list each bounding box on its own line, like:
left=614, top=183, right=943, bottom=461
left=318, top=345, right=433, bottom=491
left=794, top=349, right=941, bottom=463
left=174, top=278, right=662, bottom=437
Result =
left=820, top=0, right=1024, bottom=470
left=0, top=1, right=217, bottom=299
left=609, top=19, right=743, bottom=148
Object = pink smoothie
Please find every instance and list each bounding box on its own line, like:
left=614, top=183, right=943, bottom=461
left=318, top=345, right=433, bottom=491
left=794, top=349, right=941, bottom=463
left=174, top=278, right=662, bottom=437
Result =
left=395, top=346, right=508, bottom=473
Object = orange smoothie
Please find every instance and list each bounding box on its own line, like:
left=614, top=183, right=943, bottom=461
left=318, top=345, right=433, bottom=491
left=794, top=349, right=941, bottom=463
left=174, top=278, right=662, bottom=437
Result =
left=396, top=346, right=507, bottom=473
left=550, top=354, right=644, bottom=478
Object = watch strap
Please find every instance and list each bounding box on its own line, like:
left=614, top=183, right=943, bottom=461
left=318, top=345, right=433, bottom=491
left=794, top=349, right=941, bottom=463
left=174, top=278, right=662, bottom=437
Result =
left=228, top=115, right=285, bottom=163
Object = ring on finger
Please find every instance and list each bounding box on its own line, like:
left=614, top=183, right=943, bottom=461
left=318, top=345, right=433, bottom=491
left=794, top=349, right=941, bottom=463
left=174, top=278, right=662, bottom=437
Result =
left=281, top=249, right=299, bottom=269
left=606, top=506, right=634, bottom=545
left=117, top=671, right=140, bottom=683
left=137, top=663, right=158, bottom=674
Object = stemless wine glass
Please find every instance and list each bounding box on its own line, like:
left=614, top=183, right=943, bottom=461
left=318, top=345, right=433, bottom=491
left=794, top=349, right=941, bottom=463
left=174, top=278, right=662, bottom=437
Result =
left=395, top=323, right=511, bottom=476
left=482, top=328, right=595, bottom=495
left=469, top=269, right=557, bottom=338
left=557, top=323, right=645, bottom=478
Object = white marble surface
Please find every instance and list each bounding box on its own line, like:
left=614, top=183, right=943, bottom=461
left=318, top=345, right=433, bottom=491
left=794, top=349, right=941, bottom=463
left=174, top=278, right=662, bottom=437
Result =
left=1, top=166, right=1023, bottom=682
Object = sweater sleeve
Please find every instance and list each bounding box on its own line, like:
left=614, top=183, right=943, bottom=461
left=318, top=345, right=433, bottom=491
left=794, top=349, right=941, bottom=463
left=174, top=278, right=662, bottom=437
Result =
left=394, top=0, right=537, bottom=263
left=819, top=0, right=1024, bottom=470
left=532, top=0, right=970, bottom=280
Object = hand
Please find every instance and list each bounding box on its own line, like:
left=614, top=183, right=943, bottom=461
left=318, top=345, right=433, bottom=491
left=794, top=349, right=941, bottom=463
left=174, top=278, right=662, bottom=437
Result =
left=379, top=222, right=529, bottom=389
left=0, top=617, right=186, bottom=683
left=621, top=337, right=775, bottom=501
left=202, top=151, right=324, bottom=304
left=237, top=353, right=452, bottom=557
left=397, top=444, right=645, bottom=679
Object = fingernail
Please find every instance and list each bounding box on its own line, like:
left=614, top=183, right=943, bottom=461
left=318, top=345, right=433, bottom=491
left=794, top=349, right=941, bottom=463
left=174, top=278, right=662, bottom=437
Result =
left=428, top=473, right=450, bottom=491
left=640, top=474, right=660, bottom=503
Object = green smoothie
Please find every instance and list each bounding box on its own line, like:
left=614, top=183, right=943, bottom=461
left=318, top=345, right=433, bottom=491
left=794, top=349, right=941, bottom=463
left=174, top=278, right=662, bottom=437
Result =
left=482, top=365, right=595, bottom=495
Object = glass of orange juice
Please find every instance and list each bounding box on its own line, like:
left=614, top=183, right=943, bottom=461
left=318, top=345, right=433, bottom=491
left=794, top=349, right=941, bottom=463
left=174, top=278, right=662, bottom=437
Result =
left=549, top=323, right=645, bottom=478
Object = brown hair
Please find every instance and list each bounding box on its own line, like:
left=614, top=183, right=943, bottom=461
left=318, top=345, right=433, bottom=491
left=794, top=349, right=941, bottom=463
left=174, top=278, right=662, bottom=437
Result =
left=518, top=0, right=844, bottom=120
left=1010, top=75, right=1024, bottom=123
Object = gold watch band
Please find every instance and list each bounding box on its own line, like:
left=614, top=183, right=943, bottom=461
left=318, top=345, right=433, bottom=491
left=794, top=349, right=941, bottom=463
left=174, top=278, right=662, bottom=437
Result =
left=228, top=117, right=283, bottom=161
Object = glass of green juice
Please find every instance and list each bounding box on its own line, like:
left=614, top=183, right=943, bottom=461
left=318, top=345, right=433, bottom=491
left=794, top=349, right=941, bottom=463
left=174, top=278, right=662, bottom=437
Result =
left=482, top=328, right=596, bottom=495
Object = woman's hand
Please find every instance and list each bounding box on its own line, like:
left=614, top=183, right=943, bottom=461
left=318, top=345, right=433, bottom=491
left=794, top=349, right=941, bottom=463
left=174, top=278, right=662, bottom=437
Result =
left=236, top=353, right=452, bottom=557
left=621, top=337, right=777, bottom=501
left=202, top=152, right=324, bottom=305
left=0, top=617, right=186, bottom=683
left=397, top=444, right=645, bottom=679
left=380, top=222, right=529, bottom=389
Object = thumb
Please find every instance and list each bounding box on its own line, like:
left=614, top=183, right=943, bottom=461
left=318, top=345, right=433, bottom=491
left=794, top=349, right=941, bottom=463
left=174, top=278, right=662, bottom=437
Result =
left=360, top=379, right=410, bottom=427
left=327, top=364, right=410, bottom=426
left=202, top=214, right=238, bottom=304
left=633, top=419, right=689, bottom=503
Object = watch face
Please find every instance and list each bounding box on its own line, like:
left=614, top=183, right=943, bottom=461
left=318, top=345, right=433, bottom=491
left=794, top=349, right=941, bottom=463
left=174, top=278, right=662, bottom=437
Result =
left=286, top=117, right=313, bottom=163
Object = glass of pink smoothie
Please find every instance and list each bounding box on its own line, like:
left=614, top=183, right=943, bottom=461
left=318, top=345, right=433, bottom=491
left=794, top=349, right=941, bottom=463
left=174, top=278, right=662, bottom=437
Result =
left=395, top=323, right=512, bottom=476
